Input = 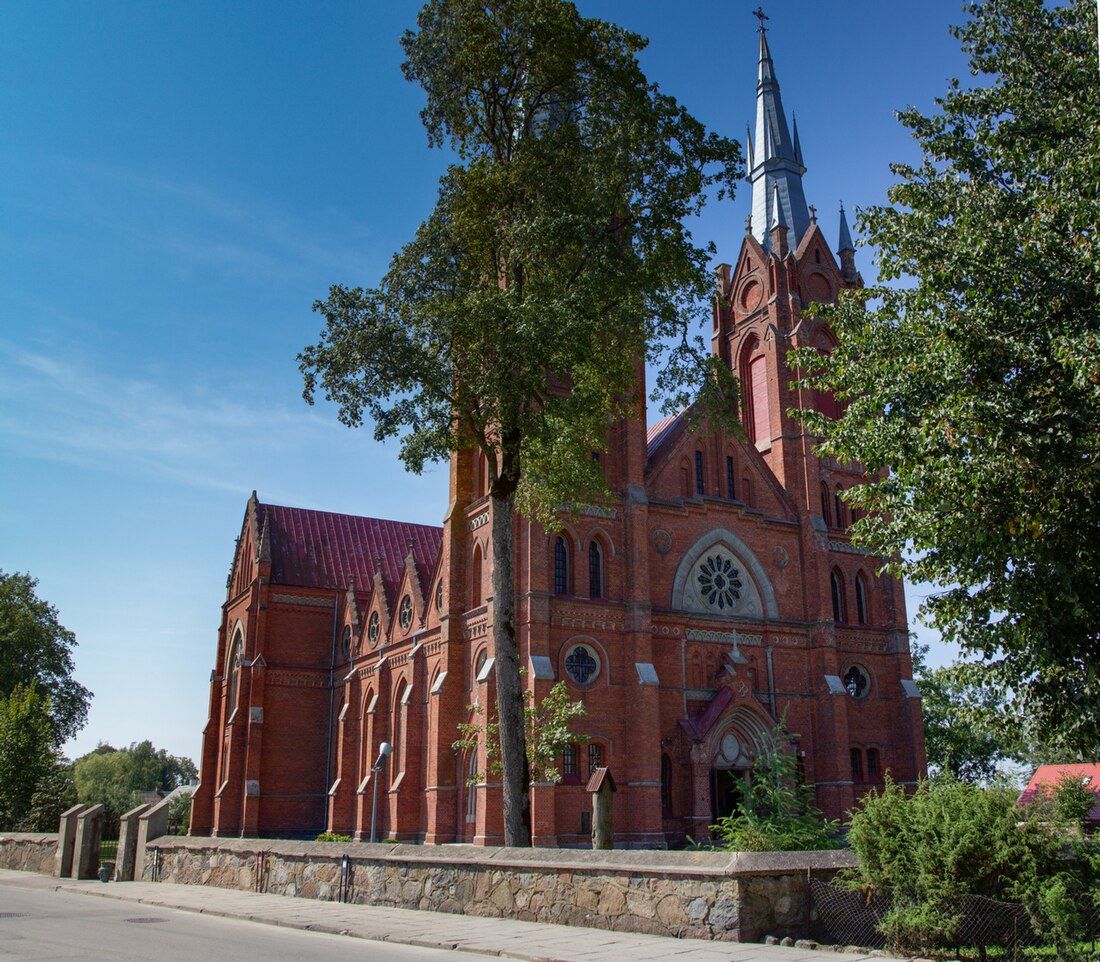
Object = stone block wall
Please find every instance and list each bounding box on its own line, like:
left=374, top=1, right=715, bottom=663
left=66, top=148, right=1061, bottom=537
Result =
left=0, top=833, right=59, bottom=875
left=143, top=837, right=854, bottom=942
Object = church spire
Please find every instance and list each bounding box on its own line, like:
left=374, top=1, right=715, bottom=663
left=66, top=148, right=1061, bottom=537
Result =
left=748, top=12, right=811, bottom=253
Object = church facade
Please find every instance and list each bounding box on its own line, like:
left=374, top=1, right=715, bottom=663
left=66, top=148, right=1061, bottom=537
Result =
left=190, top=25, right=926, bottom=846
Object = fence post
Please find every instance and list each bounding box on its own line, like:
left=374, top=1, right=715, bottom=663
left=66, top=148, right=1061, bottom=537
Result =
left=134, top=799, right=172, bottom=881
left=114, top=803, right=151, bottom=881
left=71, top=804, right=105, bottom=879
left=54, top=804, right=86, bottom=878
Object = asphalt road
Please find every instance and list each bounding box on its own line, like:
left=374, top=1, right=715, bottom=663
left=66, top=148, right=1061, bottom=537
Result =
left=0, top=884, right=501, bottom=962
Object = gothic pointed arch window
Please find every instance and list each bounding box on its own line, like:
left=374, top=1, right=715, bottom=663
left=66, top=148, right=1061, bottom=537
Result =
left=739, top=336, right=771, bottom=444
left=392, top=679, right=408, bottom=781
left=465, top=750, right=479, bottom=821
left=820, top=482, right=832, bottom=526
left=471, top=543, right=483, bottom=609
left=830, top=568, right=847, bottom=623
left=588, top=540, right=603, bottom=599
left=694, top=450, right=705, bottom=495
left=226, top=628, right=244, bottom=720
left=855, top=572, right=869, bottom=625
left=553, top=536, right=570, bottom=596
left=835, top=486, right=846, bottom=529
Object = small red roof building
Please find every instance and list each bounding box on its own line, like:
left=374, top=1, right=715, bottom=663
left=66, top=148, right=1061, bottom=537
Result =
left=1019, top=764, right=1100, bottom=827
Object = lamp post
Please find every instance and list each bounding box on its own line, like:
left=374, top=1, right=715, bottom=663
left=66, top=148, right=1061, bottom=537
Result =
left=369, top=741, right=392, bottom=843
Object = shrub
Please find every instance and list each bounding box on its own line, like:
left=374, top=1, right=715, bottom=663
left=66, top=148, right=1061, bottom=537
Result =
left=314, top=831, right=351, bottom=843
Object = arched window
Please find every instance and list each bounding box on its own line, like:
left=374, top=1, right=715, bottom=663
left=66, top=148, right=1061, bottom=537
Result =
left=588, top=541, right=603, bottom=599
left=694, top=450, right=705, bottom=496
left=471, top=543, right=483, bottom=608
left=392, top=680, right=407, bottom=779
left=855, top=573, right=869, bottom=625
left=741, top=475, right=752, bottom=506
left=850, top=747, right=864, bottom=782
left=726, top=456, right=736, bottom=500
left=867, top=748, right=881, bottom=779
left=553, top=536, right=569, bottom=596
left=661, top=754, right=672, bottom=813
left=226, top=629, right=243, bottom=719
left=479, top=451, right=490, bottom=497
left=831, top=569, right=846, bottom=623
left=740, top=337, right=771, bottom=444
left=465, top=751, right=478, bottom=821
left=587, top=741, right=604, bottom=777
left=820, top=482, right=832, bottom=526
left=562, top=743, right=577, bottom=778
left=835, top=486, right=846, bottom=529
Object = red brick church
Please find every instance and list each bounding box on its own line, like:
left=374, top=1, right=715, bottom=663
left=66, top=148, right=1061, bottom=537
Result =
left=190, top=24, right=926, bottom=846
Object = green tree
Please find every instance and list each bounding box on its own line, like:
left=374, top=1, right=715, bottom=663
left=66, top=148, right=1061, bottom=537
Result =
left=0, top=570, right=91, bottom=742
left=845, top=776, right=1095, bottom=955
left=300, top=0, right=740, bottom=845
left=708, top=724, right=840, bottom=852
left=455, top=679, right=587, bottom=784
left=73, top=740, right=197, bottom=834
left=0, top=683, right=60, bottom=830
left=911, top=644, right=1023, bottom=782
left=795, top=0, right=1100, bottom=752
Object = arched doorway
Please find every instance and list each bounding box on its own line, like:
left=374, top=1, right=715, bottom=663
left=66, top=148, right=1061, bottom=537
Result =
left=710, top=728, right=753, bottom=820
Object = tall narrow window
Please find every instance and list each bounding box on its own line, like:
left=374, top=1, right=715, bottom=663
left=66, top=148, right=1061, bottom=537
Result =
left=850, top=747, right=863, bottom=782
left=661, top=754, right=672, bottom=813
left=867, top=748, right=880, bottom=779
left=855, top=574, right=869, bottom=625
left=820, top=482, right=832, bottom=526
left=749, top=355, right=771, bottom=442
left=553, top=536, right=569, bottom=595
left=466, top=751, right=478, bottom=821
left=726, top=456, right=735, bottom=500
left=226, top=630, right=243, bottom=719
left=694, top=451, right=705, bottom=495
left=588, top=541, right=603, bottom=599
left=588, top=742, right=604, bottom=776
left=471, top=544, right=483, bottom=608
left=831, top=569, right=846, bottom=623
left=392, top=681, right=407, bottom=780
left=562, top=744, right=577, bottom=778
left=835, top=486, right=845, bottom=529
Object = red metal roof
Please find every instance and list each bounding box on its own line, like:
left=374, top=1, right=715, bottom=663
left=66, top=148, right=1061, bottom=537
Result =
left=646, top=410, right=685, bottom=462
left=259, top=501, right=442, bottom=599
left=1019, top=763, right=1100, bottom=823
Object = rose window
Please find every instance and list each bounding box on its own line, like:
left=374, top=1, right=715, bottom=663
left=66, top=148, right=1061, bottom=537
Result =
left=367, top=612, right=380, bottom=645
left=399, top=595, right=413, bottom=632
left=564, top=644, right=600, bottom=685
left=696, top=554, right=743, bottom=610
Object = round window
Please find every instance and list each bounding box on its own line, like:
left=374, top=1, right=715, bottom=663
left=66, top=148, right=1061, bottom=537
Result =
left=367, top=611, right=380, bottom=646
left=696, top=553, right=743, bottom=610
left=399, top=595, right=413, bottom=632
left=563, top=643, right=601, bottom=686
left=844, top=664, right=870, bottom=699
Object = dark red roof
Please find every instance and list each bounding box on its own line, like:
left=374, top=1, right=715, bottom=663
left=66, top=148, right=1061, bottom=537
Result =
left=646, top=410, right=685, bottom=462
left=1019, top=763, right=1100, bottom=823
left=260, top=501, right=442, bottom=600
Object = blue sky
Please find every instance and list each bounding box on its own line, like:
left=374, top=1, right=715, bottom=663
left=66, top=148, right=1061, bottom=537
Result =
left=0, top=1, right=973, bottom=764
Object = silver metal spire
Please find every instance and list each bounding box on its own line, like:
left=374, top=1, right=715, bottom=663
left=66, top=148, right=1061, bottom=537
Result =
left=837, top=202, right=855, bottom=253
left=748, top=17, right=811, bottom=253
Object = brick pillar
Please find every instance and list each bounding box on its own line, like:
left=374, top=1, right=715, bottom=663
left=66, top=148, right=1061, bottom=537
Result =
left=114, top=803, right=150, bottom=881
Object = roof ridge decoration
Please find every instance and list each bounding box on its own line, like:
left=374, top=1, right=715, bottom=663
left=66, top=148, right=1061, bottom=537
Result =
left=748, top=12, right=812, bottom=254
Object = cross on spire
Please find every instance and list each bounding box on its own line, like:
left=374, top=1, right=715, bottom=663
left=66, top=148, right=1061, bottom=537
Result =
left=753, top=6, right=769, bottom=32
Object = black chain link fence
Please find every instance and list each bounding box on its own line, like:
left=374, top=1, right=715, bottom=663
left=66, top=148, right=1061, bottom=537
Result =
left=809, top=878, right=1100, bottom=957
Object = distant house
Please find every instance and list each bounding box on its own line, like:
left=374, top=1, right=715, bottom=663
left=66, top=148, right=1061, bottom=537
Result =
left=1019, top=764, right=1100, bottom=831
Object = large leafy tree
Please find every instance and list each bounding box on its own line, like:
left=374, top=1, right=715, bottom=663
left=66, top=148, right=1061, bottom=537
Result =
left=798, top=0, right=1100, bottom=750
left=0, top=570, right=91, bottom=743
left=300, top=0, right=739, bottom=845
left=0, top=683, right=62, bottom=830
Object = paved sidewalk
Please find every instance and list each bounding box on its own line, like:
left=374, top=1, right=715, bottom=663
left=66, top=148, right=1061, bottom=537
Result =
left=0, top=868, right=884, bottom=962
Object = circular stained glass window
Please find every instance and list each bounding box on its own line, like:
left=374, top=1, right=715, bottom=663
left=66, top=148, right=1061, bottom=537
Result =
left=696, top=554, right=743, bottom=610
left=399, top=595, right=413, bottom=632
left=564, top=644, right=600, bottom=685
left=367, top=611, right=380, bottom=646
left=844, top=664, right=870, bottom=699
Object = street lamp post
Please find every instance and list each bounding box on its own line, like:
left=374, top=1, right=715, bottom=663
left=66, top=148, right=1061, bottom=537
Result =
left=369, top=741, right=392, bottom=843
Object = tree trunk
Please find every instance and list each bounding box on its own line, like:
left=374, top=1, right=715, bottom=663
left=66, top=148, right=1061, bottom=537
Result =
left=490, top=487, right=531, bottom=846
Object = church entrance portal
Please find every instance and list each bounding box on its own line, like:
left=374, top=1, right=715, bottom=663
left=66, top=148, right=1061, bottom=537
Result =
left=710, top=767, right=751, bottom=821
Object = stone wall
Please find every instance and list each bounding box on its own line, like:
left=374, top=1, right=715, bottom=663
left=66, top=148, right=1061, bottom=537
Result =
left=0, top=833, right=58, bottom=875
left=143, top=837, right=854, bottom=942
